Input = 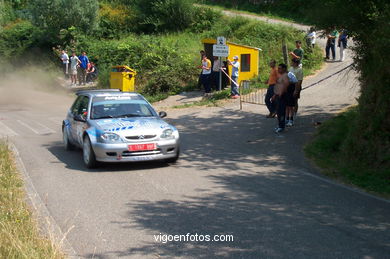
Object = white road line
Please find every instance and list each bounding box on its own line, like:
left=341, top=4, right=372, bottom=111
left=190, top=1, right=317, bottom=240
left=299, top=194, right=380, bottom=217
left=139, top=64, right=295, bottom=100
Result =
left=16, top=120, right=40, bottom=134
left=0, top=121, right=18, bottom=137
left=35, top=122, right=56, bottom=134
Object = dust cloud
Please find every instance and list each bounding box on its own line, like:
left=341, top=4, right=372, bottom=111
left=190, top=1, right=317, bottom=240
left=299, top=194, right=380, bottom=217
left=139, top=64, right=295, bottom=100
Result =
left=0, top=67, right=74, bottom=112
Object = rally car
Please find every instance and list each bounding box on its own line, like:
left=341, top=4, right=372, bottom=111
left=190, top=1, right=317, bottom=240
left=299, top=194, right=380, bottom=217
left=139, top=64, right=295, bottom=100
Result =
left=62, top=90, right=180, bottom=168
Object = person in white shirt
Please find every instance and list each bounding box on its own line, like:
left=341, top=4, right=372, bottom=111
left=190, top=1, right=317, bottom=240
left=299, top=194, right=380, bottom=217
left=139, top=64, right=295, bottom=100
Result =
left=69, top=52, right=80, bottom=86
left=227, top=55, right=240, bottom=98
left=306, top=27, right=316, bottom=48
left=60, top=50, right=69, bottom=78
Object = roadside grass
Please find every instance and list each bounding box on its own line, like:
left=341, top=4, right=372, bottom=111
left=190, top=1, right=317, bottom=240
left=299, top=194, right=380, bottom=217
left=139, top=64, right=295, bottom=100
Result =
left=196, top=3, right=298, bottom=24
left=305, top=107, right=390, bottom=198
left=0, top=142, right=63, bottom=259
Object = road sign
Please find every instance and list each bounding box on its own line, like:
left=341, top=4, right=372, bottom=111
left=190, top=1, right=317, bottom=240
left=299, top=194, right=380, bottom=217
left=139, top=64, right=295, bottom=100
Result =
left=217, top=36, right=226, bottom=45
left=213, top=44, right=229, bottom=57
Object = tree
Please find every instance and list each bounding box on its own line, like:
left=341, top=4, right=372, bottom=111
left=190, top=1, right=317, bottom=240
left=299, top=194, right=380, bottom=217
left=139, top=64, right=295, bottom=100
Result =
left=29, top=0, right=98, bottom=43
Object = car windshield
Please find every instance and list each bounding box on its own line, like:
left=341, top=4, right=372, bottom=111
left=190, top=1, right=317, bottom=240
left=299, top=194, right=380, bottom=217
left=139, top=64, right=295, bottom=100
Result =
left=91, top=96, right=156, bottom=119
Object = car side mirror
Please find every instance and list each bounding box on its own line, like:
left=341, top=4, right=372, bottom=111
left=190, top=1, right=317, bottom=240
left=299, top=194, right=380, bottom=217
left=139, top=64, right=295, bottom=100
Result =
left=159, top=111, right=167, bottom=118
left=74, top=114, right=87, bottom=122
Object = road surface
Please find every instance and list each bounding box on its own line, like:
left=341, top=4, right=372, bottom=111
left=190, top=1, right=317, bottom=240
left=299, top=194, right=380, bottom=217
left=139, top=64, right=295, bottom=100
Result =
left=0, top=16, right=389, bottom=259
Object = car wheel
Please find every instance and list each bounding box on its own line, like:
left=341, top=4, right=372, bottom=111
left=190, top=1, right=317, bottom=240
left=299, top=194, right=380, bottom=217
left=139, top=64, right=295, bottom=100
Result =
left=63, top=128, right=75, bottom=151
left=166, top=148, right=180, bottom=164
left=83, top=136, right=97, bottom=168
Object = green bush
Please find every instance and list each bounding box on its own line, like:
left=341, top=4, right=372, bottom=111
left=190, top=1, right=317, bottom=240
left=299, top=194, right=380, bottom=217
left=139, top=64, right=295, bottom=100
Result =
left=134, top=0, right=195, bottom=33
left=0, top=20, right=41, bottom=59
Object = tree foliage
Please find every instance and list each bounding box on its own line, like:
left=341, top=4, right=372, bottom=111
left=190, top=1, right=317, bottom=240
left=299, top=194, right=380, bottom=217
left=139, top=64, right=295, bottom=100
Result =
left=29, top=0, right=98, bottom=42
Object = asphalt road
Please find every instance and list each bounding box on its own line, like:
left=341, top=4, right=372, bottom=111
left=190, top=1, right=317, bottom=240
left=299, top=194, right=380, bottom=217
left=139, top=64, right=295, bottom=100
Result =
left=1, top=18, right=389, bottom=259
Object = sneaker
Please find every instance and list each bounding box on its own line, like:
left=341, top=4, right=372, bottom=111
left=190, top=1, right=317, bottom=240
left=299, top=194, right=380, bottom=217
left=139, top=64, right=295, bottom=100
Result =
left=275, top=127, right=284, bottom=133
left=286, top=120, right=293, bottom=127
left=232, top=95, right=240, bottom=99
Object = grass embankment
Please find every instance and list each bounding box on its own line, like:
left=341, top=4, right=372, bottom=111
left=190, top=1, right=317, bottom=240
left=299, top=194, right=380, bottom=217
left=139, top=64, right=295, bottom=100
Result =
left=200, top=0, right=312, bottom=25
left=0, top=142, right=63, bottom=259
left=305, top=107, right=390, bottom=198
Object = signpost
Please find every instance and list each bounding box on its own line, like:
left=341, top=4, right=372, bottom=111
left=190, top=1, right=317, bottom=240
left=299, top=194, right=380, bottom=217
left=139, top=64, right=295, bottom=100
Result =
left=213, top=37, right=229, bottom=91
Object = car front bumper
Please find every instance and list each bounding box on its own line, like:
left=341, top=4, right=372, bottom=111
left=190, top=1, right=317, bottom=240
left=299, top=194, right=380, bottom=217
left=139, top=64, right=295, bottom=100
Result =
left=92, top=138, right=179, bottom=162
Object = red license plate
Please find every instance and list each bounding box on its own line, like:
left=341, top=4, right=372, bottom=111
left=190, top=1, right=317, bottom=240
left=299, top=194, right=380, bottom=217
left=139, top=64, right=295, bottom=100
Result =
left=128, top=143, right=157, bottom=151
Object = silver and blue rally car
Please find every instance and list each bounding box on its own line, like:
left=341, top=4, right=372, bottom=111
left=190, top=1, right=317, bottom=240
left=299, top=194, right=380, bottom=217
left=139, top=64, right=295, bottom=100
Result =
left=62, top=90, right=180, bottom=168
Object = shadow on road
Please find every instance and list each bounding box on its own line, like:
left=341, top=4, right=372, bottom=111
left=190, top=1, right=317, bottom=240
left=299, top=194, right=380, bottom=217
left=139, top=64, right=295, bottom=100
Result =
left=78, top=104, right=390, bottom=258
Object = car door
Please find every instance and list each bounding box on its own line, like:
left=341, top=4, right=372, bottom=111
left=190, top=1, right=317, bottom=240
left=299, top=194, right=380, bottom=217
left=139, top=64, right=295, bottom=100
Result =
left=71, top=95, right=90, bottom=146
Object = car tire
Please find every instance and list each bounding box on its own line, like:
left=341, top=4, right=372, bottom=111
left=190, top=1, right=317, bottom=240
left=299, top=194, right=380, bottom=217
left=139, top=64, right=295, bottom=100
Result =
left=83, top=136, right=97, bottom=168
left=63, top=128, right=75, bottom=151
left=166, top=148, right=180, bottom=164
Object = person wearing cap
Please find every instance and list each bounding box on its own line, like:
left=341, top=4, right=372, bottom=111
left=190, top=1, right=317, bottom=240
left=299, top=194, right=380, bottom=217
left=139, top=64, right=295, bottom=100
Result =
left=227, top=55, right=240, bottom=98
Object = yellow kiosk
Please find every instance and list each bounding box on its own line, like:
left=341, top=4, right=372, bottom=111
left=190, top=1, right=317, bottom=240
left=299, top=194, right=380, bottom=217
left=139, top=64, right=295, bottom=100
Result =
left=201, top=39, right=260, bottom=85
left=110, top=65, right=137, bottom=92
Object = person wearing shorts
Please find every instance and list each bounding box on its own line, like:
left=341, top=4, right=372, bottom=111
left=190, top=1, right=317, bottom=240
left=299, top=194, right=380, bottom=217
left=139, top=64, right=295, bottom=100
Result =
left=69, top=52, right=80, bottom=86
left=286, top=66, right=299, bottom=127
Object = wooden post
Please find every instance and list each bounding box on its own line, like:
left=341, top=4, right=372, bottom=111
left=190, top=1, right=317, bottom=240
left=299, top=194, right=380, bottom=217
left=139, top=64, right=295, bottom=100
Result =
left=282, top=39, right=289, bottom=66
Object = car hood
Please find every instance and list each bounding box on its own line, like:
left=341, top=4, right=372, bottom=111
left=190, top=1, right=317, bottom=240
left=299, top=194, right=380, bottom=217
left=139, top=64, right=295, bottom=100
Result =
left=90, top=117, right=173, bottom=136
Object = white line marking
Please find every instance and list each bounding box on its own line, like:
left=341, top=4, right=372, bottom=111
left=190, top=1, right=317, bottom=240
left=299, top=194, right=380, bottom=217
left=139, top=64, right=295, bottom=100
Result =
left=35, top=122, right=56, bottom=134
left=17, top=120, right=40, bottom=134
left=0, top=121, right=18, bottom=137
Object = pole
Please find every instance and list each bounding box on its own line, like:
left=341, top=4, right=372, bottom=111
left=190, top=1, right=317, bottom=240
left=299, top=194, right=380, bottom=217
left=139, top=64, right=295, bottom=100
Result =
left=218, top=56, right=222, bottom=91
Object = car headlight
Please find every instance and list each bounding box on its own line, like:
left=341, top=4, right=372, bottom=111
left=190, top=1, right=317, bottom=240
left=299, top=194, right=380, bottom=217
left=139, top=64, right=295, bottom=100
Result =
left=100, top=132, right=122, bottom=143
left=160, top=129, right=174, bottom=139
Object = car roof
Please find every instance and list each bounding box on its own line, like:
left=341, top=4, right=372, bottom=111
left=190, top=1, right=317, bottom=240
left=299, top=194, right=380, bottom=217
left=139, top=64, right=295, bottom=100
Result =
left=76, top=90, right=142, bottom=98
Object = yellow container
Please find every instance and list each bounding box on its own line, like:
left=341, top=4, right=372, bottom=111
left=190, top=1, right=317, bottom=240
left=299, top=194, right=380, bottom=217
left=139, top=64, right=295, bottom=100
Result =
left=110, top=65, right=137, bottom=92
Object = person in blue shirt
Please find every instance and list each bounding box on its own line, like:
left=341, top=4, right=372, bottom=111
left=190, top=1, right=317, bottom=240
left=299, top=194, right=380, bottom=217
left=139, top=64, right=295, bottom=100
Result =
left=78, top=51, right=89, bottom=85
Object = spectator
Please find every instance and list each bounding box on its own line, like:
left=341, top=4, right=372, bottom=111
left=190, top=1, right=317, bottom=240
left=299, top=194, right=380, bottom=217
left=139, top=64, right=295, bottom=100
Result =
left=338, top=29, right=348, bottom=62
left=272, top=63, right=289, bottom=133
left=212, top=56, right=222, bottom=91
left=306, top=27, right=316, bottom=48
left=60, top=50, right=69, bottom=79
left=199, top=54, right=212, bottom=95
left=264, top=60, right=278, bottom=118
left=86, top=62, right=98, bottom=83
left=289, top=40, right=304, bottom=66
left=326, top=27, right=339, bottom=60
left=227, top=55, right=240, bottom=98
left=286, top=58, right=302, bottom=126
left=197, top=50, right=206, bottom=89
left=78, top=51, right=89, bottom=85
left=69, top=52, right=80, bottom=86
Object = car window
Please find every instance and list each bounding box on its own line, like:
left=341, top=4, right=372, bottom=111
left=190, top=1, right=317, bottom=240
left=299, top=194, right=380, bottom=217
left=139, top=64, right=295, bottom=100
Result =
left=91, top=97, right=156, bottom=119
left=71, top=96, right=84, bottom=115
left=77, top=96, right=90, bottom=115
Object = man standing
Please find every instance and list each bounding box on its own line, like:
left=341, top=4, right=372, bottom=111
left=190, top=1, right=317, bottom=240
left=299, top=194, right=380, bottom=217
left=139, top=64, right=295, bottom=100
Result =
left=325, top=27, right=339, bottom=60
left=285, top=59, right=300, bottom=127
left=338, top=29, right=348, bottom=62
left=200, top=54, right=212, bottom=95
left=272, top=64, right=289, bottom=133
left=60, top=50, right=69, bottom=79
left=227, top=55, right=240, bottom=99
left=289, top=58, right=304, bottom=115
left=264, top=60, right=278, bottom=118
left=78, top=51, right=89, bottom=85
left=212, top=56, right=222, bottom=91
left=289, top=40, right=304, bottom=66
left=69, top=52, right=80, bottom=86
